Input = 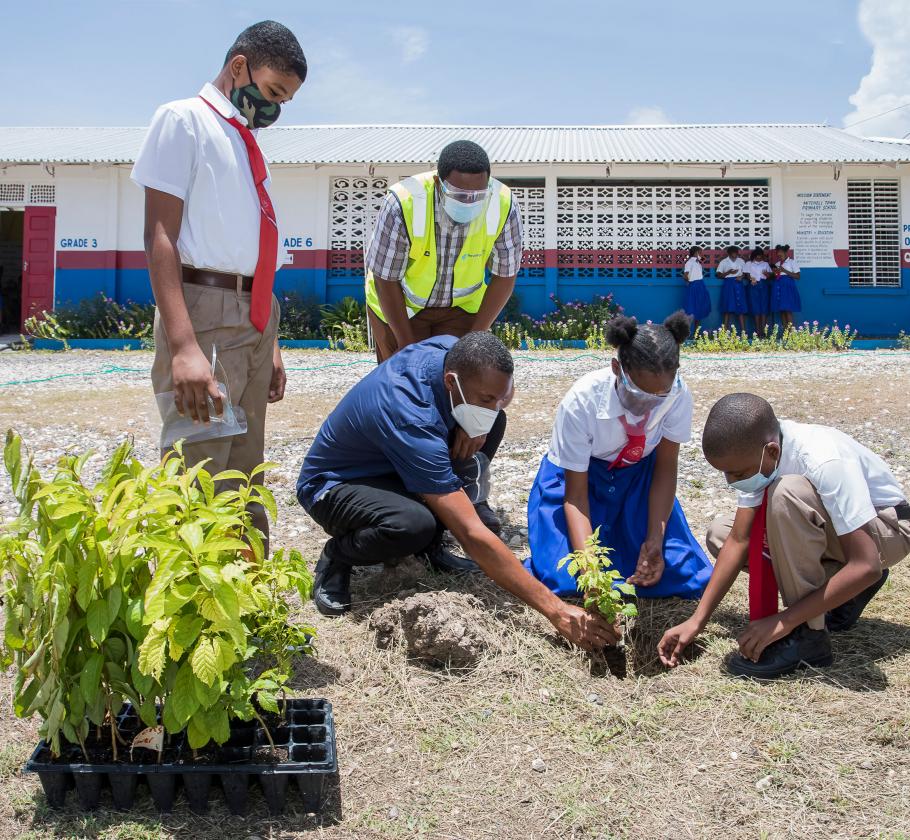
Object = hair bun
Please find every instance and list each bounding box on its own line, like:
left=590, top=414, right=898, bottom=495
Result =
left=605, top=315, right=639, bottom=348
left=663, top=309, right=691, bottom=344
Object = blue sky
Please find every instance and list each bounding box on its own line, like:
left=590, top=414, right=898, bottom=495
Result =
left=7, top=0, right=909, bottom=135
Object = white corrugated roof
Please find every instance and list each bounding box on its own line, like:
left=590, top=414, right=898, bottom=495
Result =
left=1, top=124, right=909, bottom=165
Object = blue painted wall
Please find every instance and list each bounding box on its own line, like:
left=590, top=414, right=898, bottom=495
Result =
left=54, top=264, right=910, bottom=336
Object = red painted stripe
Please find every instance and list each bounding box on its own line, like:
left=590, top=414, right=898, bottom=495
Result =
left=56, top=250, right=148, bottom=270
left=55, top=249, right=333, bottom=271
left=286, top=249, right=328, bottom=269
left=901, top=249, right=910, bottom=269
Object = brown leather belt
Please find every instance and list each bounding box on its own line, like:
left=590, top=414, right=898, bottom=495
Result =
left=182, top=265, right=253, bottom=293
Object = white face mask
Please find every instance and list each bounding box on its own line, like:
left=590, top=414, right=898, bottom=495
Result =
left=449, top=373, right=499, bottom=439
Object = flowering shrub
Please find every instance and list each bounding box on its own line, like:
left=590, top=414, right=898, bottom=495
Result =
left=692, top=322, right=857, bottom=353
left=278, top=293, right=323, bottom=340
left=24, top=294, right=154, bottom=340
left=493, top=293, right=621, bottom=347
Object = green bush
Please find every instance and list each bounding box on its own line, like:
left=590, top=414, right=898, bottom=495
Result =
left=321, top=296, right=368, bottom=349
left=0, top=432, right=315, bottom=759
left=691, top=322, right=856, bottom=353
left=898, top=330, right=910, bottom=350
left=278, top=293, right=323, bottom=340
left=24, top=294, right=154, bottom=340
left=493, top=294, right=622, bottom=346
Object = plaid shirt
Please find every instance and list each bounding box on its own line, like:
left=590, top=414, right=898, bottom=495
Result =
left=365, top=182, right=524, bottom=308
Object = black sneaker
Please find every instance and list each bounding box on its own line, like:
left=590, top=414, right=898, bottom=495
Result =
left=313, top=541, right=352, bottom=617
left=417, top=540, right=480, bottom=574
left=473, top=501, right=502, bottom=535
left=826, top=569, right=889, bottom=633
left=726, top=624, right=833, bottom=680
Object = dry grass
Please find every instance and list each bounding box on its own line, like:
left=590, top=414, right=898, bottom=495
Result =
left=0, top=349, right=909, bottom=839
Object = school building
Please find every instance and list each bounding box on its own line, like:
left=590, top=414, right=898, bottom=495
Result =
left=1, top=123, right=909, bottom=335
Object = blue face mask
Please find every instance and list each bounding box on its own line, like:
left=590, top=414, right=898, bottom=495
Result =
left=443, top=195, right=485, bottom=224
left=728, top=443, right=780, bottom=493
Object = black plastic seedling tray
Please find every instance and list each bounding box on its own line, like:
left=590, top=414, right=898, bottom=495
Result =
left=24, top=699, right=336, bottom=816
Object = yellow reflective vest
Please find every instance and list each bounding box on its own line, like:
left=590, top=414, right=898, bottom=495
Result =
left=365, top=171, right=512, bottom=321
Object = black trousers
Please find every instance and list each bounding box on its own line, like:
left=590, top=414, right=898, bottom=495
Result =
left=308, top=411, right=506, bottom=567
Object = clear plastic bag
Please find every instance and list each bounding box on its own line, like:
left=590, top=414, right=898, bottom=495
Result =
left=154, top=346, right=248, bottom=449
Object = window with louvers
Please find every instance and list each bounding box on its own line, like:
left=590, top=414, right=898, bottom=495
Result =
left=847, top=180, right=901, bottom=288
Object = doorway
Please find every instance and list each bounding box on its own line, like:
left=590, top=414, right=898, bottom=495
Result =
left=0, top=209, right=23, bottom=335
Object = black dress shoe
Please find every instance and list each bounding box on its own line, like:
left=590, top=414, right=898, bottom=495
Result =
left=313, top=541, right=352, bottom=617
left=826, top=569, right=889, bottom=633
left=473, top=501, right=502, bottom=535
left=417, top=540, right=480, bottom=574
left=727, top=624, right=833, bottom=680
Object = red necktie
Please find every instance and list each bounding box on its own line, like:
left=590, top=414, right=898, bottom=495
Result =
left=748, top=490, right=780, bottom=620
left=199, top=96, right=277, bottom=332
left=609, top=413, right=650, bottom=470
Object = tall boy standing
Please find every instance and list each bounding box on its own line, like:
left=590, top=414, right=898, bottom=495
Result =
left=131, top=21, right=307, bottom=548
left=659, top=393, right=909, bottom=678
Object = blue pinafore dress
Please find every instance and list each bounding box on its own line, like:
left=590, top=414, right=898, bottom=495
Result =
left=524, top=414, right=712, bottom=599
left=770, top=262, right=802, bottom=313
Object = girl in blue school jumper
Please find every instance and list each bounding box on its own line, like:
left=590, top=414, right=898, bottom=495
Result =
left=682, top=245, right=711, bottom=330
left=717, top=245, right=748, bottom=332
left=745, top=247, right=771, bottom=335
left=524, top=311, right=713, bottom=600
left=770, top=243, right=801, bottom=330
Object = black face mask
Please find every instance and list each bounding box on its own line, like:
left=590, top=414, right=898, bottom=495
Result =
left=230, top=64, right=281, bottom=128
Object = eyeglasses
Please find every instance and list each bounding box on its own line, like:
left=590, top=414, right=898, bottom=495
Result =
left=440, top=179, right=491, bottom=204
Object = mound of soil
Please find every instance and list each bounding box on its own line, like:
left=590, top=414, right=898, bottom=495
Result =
left=369, top=592, right=494, bottom=668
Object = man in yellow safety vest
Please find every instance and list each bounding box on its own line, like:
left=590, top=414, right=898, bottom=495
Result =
left=364, top=140, right=524, bottom=537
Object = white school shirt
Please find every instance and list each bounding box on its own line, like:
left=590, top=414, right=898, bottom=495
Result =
left=717, top=256, right=745, bottom=278
left=547, top=368, right=694, bottom=473
left=131, top=82, right=281, bottom=277
left=683, top=257, right=703, bottom=282
left=736, top=420, right=907, bottom=535
left=777, top=257, right=800, bottom=274
left=747, top=260, right=770, bottom=282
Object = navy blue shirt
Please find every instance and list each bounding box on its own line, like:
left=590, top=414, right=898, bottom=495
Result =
left=296, top=336, right=462, bottom=511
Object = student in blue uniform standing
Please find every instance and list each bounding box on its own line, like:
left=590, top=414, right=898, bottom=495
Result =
left=682, top=246, right=711, bottom=331
left=770, top=244, right=801, bottom=330
left=717, top=245, right=748, bottom=333
left=524, top=311, right=713, bottom=600
left=745, top=247, right=771, bottom=336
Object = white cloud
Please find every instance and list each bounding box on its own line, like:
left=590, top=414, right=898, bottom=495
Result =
left=625, top=105, right=671, bottom=125
left=390, top=26, right=429, bottom=63
left=298, top=38, right=447, bottom=123
left=843, top=0, right=910, bottom=138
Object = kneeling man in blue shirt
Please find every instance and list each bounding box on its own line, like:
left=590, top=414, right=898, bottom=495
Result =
left=297, top=332, right=616, bottom=650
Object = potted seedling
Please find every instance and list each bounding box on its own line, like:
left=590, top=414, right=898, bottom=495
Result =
left=0, top=432, right=335, bottom=815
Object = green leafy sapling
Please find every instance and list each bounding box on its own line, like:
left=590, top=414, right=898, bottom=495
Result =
left=557, top=528, right=638, bottom=627
left=0, top=432, right=317, bottom=760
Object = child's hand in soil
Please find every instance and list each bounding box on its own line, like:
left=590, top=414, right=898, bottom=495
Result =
left=627, top=538, right=665, bottom=587
left=657, top=616, right=701, bottom=667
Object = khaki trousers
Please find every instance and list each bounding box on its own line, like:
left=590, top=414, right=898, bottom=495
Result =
left=706, top=474, right=910, bottom=629
left=151, top=283, right=280, bottom=549
left=368, top=306, right=477, bottom=363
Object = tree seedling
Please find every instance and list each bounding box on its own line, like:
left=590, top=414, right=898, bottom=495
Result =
left=0, top=431, right=316, bottom=760
left=558, top=528, right=638, bottom=626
